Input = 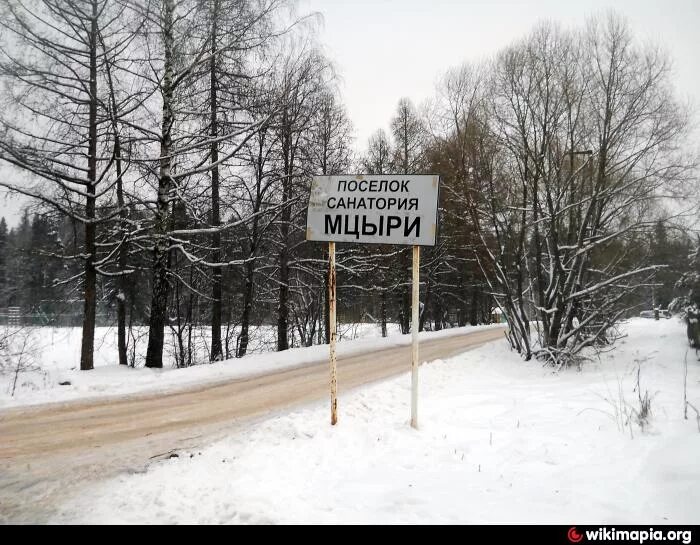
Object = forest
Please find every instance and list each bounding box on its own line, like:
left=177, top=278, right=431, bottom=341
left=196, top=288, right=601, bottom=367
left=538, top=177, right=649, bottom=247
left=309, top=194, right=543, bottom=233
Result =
left=0, top=0, right=697, bottom=370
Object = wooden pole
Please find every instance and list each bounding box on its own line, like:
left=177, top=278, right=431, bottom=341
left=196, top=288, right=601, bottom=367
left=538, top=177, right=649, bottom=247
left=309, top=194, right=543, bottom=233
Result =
left=329, top=241, right=338, bottom=425
left=411, top=244, right=420, bottom=429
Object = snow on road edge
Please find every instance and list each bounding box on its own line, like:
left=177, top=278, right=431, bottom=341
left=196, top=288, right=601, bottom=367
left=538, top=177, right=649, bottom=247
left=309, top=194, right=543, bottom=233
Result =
left=51, top=318, right=700, bottom=524
left=1, top=323, right=504, bottom=409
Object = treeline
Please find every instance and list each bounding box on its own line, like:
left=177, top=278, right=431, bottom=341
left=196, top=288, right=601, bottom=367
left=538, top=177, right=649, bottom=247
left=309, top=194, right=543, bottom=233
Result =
left=1, top=212, right=691, bottom=323
left=0, top=3, right=696, bottom=369
left=421, top=16, right=697, bottom=364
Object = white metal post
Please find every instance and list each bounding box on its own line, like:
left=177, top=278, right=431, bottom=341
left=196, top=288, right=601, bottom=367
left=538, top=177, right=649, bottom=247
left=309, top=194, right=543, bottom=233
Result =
left=411, top=245, right=420, bottom=429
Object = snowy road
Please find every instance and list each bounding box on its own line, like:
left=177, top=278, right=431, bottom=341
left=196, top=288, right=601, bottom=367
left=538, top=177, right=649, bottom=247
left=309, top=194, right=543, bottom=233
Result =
left=0, top=327, right=504, bottom=523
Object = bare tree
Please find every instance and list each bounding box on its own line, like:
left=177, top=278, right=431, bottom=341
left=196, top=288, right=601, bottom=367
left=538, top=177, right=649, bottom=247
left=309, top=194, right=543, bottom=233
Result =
left=272, top=46, right=332, bottom=351
left=306, top=89, right=352, bottom=343
left=119, top=0, right=297, bottom=368
left=360, top=129, right=395, bottom=336
left=390, top=97, right=426, bottom=333
left=457, top=16, right=694, bottom=364
left=0, top=0, right=135, bottom=370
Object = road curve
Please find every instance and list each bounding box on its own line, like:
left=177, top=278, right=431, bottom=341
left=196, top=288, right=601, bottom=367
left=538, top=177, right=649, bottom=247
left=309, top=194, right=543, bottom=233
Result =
left=0, top=327, right=504, bottom=522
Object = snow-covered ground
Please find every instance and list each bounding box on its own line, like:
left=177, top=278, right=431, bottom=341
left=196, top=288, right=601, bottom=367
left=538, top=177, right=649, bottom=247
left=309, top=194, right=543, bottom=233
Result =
left=0, top=322, right=500, bottom=408
left=51, top=317, right=700, bottom=524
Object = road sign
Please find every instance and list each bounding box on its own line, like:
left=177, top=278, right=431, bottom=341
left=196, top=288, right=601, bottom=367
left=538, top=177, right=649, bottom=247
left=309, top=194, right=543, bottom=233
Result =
left=306, top=174, right=441, bottom=429
left=306, top=175, right=440, bottom=246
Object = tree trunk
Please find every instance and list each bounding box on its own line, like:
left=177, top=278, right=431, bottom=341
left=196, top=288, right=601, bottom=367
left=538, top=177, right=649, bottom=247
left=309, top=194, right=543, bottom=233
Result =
left=101, top=29, right=128, bottom=366
left=237, top=259, right=255, bottom=358
left=458, top=278, right=467, bottom=327
left=174, top=279, right=185, bottom=368
left=209, top=1, right=223, bottom=362
left=145, top=0, right=175, bottom=369
left=433, top=286, right=443, bottom=331
left=470, top=285, right=478, bottom=326
left=400, top=292, right=410, bottom=334
left=238, top=134, right=265, bottom=358
left=419, top=274, right=431, bottom=332
left=380, top=290, right=387, bottom=337
left=277, top=243, right=290, bottom=351
left=115, top=138, right=128, bottom=367
left=110, top=71, right=128, bottom=367
left=324, top=250, right=331, bottom=343
left=277, top=120, right=292, bottom=352
left=80, top=1, right=98, bottom=372
left=187, top=264, right=195, bottom=366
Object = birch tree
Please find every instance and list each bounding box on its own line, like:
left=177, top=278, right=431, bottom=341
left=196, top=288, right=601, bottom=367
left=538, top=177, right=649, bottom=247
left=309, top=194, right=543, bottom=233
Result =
left=122, top=0, right=296, bottom=368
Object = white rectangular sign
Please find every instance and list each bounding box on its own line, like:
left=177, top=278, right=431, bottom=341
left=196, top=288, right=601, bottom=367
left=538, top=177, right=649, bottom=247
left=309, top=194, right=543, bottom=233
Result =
left=306, top=175, right=440, bottom=246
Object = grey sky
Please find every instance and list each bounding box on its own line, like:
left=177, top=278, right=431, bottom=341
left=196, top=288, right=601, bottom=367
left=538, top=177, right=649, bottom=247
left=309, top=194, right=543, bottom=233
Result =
left=0, top=175, right=30, bottom=229
left=1, top=0, right=698, bottom=227
left=300, top=0, right=700, bottom=149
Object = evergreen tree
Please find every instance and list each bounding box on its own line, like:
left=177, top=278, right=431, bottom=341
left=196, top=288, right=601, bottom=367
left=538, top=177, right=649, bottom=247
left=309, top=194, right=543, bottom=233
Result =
left=7, top=211, right=31, bottom=310
left=649, top=221, right=692, bottom=310
left=26, top=214, right=64, bottom=322
left=673, top=238, right=700, bottom=347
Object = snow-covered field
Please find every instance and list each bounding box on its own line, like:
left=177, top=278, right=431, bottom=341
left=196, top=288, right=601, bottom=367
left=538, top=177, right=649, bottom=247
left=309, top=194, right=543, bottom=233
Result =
left=0, top=322, right=499, bottom=408
left=50, top=318, right=700, bottom=524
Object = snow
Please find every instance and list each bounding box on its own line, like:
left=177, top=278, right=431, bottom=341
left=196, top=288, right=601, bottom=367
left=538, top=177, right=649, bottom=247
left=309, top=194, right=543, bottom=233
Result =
left=50, top=317, right=700, bottom=524
left=0, top=322, right=502, bottom=409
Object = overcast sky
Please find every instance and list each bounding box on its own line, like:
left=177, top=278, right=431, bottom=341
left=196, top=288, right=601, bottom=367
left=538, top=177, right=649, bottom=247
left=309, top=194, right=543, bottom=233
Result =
left=299, top=0, right=700, bottom=149
left=1, top=0, right=698, bottom=227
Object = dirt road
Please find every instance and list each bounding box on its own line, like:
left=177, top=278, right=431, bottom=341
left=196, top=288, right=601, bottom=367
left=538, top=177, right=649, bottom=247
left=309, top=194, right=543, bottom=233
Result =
left=0, top=327, right=504, bottom=523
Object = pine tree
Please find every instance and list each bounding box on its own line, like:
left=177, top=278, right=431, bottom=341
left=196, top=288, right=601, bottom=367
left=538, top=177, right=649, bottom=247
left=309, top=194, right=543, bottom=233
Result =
left=8, top=211, right=32, bottom=310
left=674, top=238, right=700, bottom=347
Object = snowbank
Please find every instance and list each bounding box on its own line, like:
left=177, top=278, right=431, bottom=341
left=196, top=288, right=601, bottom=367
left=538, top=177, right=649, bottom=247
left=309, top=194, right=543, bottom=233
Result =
left=0, top=322, right=502, bottom=408
left=51, top=318, right=700, bottom=524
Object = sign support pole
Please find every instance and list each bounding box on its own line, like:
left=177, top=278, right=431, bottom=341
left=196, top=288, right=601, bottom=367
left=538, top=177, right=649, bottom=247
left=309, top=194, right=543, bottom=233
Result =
left=411, top=244, right=420, bottom=429
left=329, top=241, right=338, bottom=425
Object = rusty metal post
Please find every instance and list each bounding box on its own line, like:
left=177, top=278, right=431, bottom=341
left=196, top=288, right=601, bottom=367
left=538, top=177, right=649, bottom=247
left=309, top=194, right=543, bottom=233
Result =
left=411, top=245, right=420, bottom=429
left=329, top=241, right=338, bottom=425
